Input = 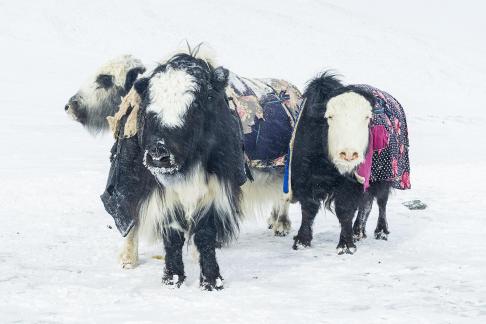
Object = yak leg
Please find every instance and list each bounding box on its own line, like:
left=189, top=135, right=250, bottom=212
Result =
left=293, top=199, right=320, bottom=249
left=119, top=225, right=139, bottom=269
left=194, top=208, right=224, bottom=291
left=353, top=192, right=374, bottom=241
left=162, top=227, right=186, bottom=288
left=268, top=198, right=291, bottom=237
left=374, top=184, right=391, bottom=240
left=335, top=186, right=360, bottom=254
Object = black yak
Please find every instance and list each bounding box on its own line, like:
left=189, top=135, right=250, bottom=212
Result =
left=115, top=52, right=246, bottom=290
left=288, top=73, right=410, bottom=254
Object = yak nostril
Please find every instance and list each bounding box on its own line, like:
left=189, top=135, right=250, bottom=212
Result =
left=64, top=104, right=70, bottom=111
left=339, top=151, right=359, bottom=161
left=149, top=145, right=167, bottom=158
left=106, top=185, right=115, bottom=196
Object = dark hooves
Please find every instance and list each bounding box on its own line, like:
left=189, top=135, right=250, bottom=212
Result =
left=374, top=230, right=389, bottom=240
left=292, top=235, right=311, bottom=250
left=336, top=243, right=357, bottom=255
left=274, top=230, right=288, bottom=237
left=353, top=231, right=367, bottom=242
left=200, top=276, right=224, bottom=291
left=162, top=273, right=186, bottom=288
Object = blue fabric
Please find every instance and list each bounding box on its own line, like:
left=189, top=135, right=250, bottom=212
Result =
left=244, top=92, right=293, bottom=161
left=283, top=149, right=290, bottom=193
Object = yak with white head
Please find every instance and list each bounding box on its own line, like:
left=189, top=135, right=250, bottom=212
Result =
left=289, top=72, right=408, bottom=255
left=64, top=55, right=145, bottom=133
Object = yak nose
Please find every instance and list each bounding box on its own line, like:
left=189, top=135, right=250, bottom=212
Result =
left=65, top=98, right=79, bottom=112
left=149, top=141, right=169, bottom=158
left=339, top=150, right=359, bottom=162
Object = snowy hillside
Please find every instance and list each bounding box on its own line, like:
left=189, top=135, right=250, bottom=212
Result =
left=1, top=0, right=485, bottom=323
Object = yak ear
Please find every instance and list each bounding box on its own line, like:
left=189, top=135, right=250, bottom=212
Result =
left=124, top=67, right=146, bottom=92
left=134, top=77, right=149, bottom=96
left=211, top=66, right=229, bottom=92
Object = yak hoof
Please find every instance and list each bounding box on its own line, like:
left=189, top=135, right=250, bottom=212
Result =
left=200, top=276, right=224, bottom=291
left=272, top=220, right=291, bottom=237
left=292, top=235, right=311, bottom=250
left=336, top=243, right=357, bottom=255
left=374, top=230, right=389, bottom=240
left=119, top=250, right=138, bottom=269
left=162, top=273, right=186, bottom=288
left=353, top=231, right=367, bottom=242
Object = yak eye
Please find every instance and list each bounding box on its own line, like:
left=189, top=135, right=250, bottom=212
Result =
left=96, top=74, right=114, bottom=89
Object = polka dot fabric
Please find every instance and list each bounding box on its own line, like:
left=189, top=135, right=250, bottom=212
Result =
left=353, top=84, right=411, bottom=190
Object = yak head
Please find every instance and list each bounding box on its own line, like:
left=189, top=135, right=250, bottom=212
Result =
left=64, top=55, right=145, bottom=133
left=134, top=52, right=229, bottom=186
left=324, top=91, right=372, bottom=174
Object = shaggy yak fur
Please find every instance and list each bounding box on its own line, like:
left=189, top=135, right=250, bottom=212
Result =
left=289, top=73, right=409, bottom=254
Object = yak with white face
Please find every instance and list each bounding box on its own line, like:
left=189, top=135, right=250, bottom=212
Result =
left=64, top=55, right=145, bottom=133
left=289, top=72, right=410, bottom=255
left=325, top=91, right=372, bottom=174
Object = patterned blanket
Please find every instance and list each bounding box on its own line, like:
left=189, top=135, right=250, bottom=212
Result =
left=226, top=72, right=302, bottom=169
left=353, top=84, right=411, bottom=190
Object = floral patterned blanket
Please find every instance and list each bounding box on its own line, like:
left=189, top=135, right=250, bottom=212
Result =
left=226, top=72, right=302, bottom=169
left=353, top=84, right=411, bottom=190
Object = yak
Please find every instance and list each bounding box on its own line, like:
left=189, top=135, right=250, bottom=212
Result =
left=288, top=73, right=410, bottom=254
left=112, top=52, right=246, bottom=290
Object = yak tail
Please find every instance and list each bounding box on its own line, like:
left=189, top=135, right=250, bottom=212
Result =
left=303, top=71, right=343, bottom=103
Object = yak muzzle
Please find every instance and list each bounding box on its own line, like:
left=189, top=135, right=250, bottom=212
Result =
left=145, top=141, right=179, bottom=172
left=339, top=150, right=360, bottom=162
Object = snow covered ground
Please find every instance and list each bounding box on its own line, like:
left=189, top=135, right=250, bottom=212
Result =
left=1, top=0, right=485, bottom=323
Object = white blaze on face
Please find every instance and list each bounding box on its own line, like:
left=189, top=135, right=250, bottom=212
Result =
left=325, top=91, right=372, bottom=174
left=146, top=67, right=199, bottom=128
